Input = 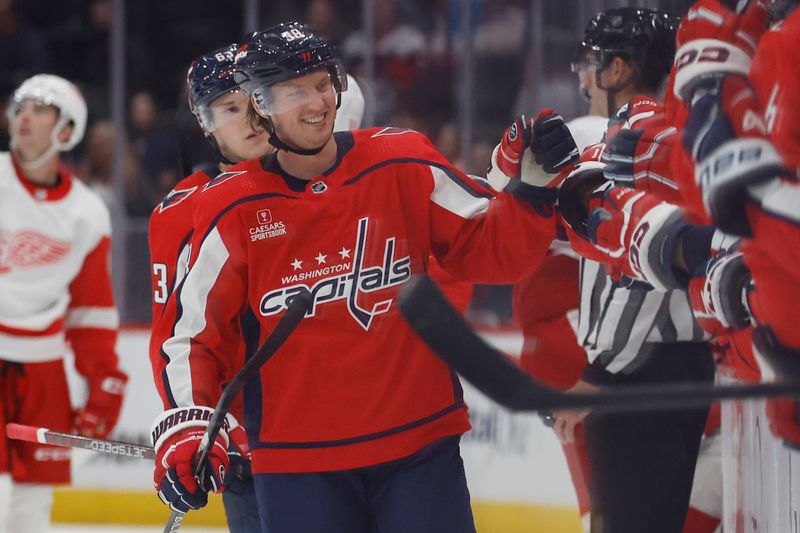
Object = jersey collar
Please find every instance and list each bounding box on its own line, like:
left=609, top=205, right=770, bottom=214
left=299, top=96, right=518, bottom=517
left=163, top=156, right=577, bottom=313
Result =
left=11, top=154, right=73, bottom=201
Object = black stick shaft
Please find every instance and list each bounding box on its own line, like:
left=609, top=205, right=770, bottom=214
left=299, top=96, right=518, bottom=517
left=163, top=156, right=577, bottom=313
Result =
left=399, top=275, right=800, bottom=413
left=163, top=292, right=311, bottom=533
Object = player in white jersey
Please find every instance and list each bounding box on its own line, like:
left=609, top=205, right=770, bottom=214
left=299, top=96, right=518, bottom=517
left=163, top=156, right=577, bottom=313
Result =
left=0, top=74, right=126, bottom=533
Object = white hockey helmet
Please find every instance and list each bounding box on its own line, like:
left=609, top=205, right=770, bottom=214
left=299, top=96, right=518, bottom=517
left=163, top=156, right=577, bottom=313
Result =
left=333, top=74, right=365, bottom=132
left=6, top=74, right=88, bottom=167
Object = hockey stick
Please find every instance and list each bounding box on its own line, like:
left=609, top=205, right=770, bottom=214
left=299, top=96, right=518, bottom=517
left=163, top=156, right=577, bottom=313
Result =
left=399, top=275, right=800, bottom=413
left=5, top=423, right=154, bottom=460
left=164, top=291, right=312, bottom=533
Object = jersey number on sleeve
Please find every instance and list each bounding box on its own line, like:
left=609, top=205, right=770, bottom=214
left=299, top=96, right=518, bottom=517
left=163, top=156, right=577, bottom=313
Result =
left=153, top=263, right=169, bottom=304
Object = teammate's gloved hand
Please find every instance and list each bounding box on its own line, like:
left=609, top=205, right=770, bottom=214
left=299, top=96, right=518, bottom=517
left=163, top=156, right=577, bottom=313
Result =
left=673, top=0, right=769, bottom=102
left=602, top=109, right=682, bottom=204
left=74, top=368, right=127, bottom=439
left=223, top=414, right=252, bottom=493
left=688, top=249, right=752, bottom=337
left=151, top=407, right=230, bottom=513
left=682, top=74, right=788, bottom=236
left=585, top=185, right=688, bottom=291
left=530, top=109, right=581, bottom=176
left=487, top=109, right=579, bottom=191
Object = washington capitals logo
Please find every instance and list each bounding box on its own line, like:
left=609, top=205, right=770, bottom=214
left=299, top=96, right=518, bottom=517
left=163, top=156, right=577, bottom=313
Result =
left=258, top=217, right=411, bottom=330
left=158, top=186, right=198, bottom=213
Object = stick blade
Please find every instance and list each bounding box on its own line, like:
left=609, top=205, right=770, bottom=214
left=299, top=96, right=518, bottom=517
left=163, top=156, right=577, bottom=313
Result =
left=6, top=423, right=44, bottom=444
left=399, top=275, right=562, bottom=411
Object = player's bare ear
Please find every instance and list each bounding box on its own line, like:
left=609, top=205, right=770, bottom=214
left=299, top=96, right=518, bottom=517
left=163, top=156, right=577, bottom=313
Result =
left=57, top=122, right=74, bottom=144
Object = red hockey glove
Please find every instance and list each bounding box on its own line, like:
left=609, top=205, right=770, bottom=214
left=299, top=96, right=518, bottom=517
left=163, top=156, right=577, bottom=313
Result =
left=688, top=249, right=753, bottom=337
left=753, top=326, right=800, bottom=449
left=682, top=74, right=788, bottom=236
left=151, top=407, right=230, bottom=513
left=487, top=109, right=579, bottom=191
left=223, top=414, right=252, bottom=491
left=602, top=109, right=683, bottom=204
left=673, top=0, right=769, bottom=102
left=586, top=186, right=689, bottom=291
left=74, top=368, right=127, bottom=439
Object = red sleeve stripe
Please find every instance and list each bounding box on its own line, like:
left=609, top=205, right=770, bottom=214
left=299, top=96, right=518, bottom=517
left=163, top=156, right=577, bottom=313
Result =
left=65, top=306, right=119, bottom=330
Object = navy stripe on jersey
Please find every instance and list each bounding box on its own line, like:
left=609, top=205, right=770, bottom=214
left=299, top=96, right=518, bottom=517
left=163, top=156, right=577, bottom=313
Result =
left=166, top=230, right=193, bottom=300
left=343, top=157, right=492, bottom=200
left=200, top=192, right=300, bottom=242
left=252, top=401, right=465, bottom=450
left=240, top=304, right=264, bottom=444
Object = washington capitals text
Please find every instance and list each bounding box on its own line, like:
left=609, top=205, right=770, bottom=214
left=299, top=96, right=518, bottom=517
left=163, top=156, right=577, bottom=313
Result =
left=259, top=217, right=411, bottom=330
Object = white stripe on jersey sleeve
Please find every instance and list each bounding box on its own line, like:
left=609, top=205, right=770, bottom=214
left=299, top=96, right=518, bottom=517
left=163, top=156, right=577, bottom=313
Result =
left=756, top=180, right=800, bottom=224
left=162, top=227, right=230, bottom=406
left=429, top=166, right=490, bottom=219
left=65, top=307, right=119, bottom=329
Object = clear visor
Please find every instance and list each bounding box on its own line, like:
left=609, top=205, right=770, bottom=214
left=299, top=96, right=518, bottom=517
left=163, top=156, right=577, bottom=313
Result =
left=195, top=89, right=250, bottom=133
left=246, top=65, right=347, bottom=118
left=6, top=96, right=51, bottom=120
left=570, top=48, right=604, bottom=74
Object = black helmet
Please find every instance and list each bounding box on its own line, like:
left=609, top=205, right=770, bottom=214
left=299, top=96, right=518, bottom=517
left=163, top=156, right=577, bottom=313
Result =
left=187, top=43, right=240, bottom=135
left=573, top=8, right=680, bottom=91
left=234, top=21, right=347, bottom=119
left=185, top=43, right=243, bottom=165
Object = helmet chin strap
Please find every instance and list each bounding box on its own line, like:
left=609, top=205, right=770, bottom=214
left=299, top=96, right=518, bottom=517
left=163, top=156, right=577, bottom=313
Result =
left=267, top=128, right=328, bottom=156
left=11, top=116, right=71, bottom=171
left=207, top=135, right=237, bottom=166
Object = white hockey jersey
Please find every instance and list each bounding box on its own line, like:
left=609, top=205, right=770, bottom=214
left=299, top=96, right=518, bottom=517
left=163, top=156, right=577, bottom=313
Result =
left=0, top=153, right=118, bottom=365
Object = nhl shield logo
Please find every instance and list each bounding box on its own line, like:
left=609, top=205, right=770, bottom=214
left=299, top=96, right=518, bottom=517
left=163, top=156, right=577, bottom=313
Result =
left=310, top=181, right=328, bottom=194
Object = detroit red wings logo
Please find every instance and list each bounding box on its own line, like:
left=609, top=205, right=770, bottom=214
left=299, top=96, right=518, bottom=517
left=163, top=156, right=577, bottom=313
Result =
left=0, top=230, right=71, bottom=273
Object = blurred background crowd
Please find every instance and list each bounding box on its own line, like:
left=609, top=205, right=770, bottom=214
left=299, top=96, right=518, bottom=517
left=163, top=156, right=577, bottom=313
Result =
left=0, top=0, right=694, bottom=323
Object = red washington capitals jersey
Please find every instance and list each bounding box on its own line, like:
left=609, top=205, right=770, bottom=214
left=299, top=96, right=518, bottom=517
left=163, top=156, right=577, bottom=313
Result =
left=158, top=128, right=555, bottom=473
left=148, top=169, right=238, bottom=408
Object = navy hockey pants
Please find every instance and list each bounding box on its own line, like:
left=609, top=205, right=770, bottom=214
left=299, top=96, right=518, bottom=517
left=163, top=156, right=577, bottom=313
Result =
left=222, top=476, right=260, bottom=533
left=253, top=436, right=476, bottom=533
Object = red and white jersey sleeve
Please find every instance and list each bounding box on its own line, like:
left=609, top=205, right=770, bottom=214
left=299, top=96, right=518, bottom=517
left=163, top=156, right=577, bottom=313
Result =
left=0, top=153, right=119, bottom=370
left=157, top=128, right=555, bottom=473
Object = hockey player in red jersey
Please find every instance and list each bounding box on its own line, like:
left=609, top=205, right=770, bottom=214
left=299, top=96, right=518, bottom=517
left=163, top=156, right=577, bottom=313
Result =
left=0, top=74, right=126, bottom=533
left=149, top=21, right=577, bottom=533
left=149, top=42, right=375, bottom=532
left=148, top=43, right=273, bottom=533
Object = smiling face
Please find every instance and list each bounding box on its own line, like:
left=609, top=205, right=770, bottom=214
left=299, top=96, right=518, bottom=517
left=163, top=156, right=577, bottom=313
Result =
left=266, top=69, right=337, bottom=152
left=209, top=89, right=272, bottom=163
